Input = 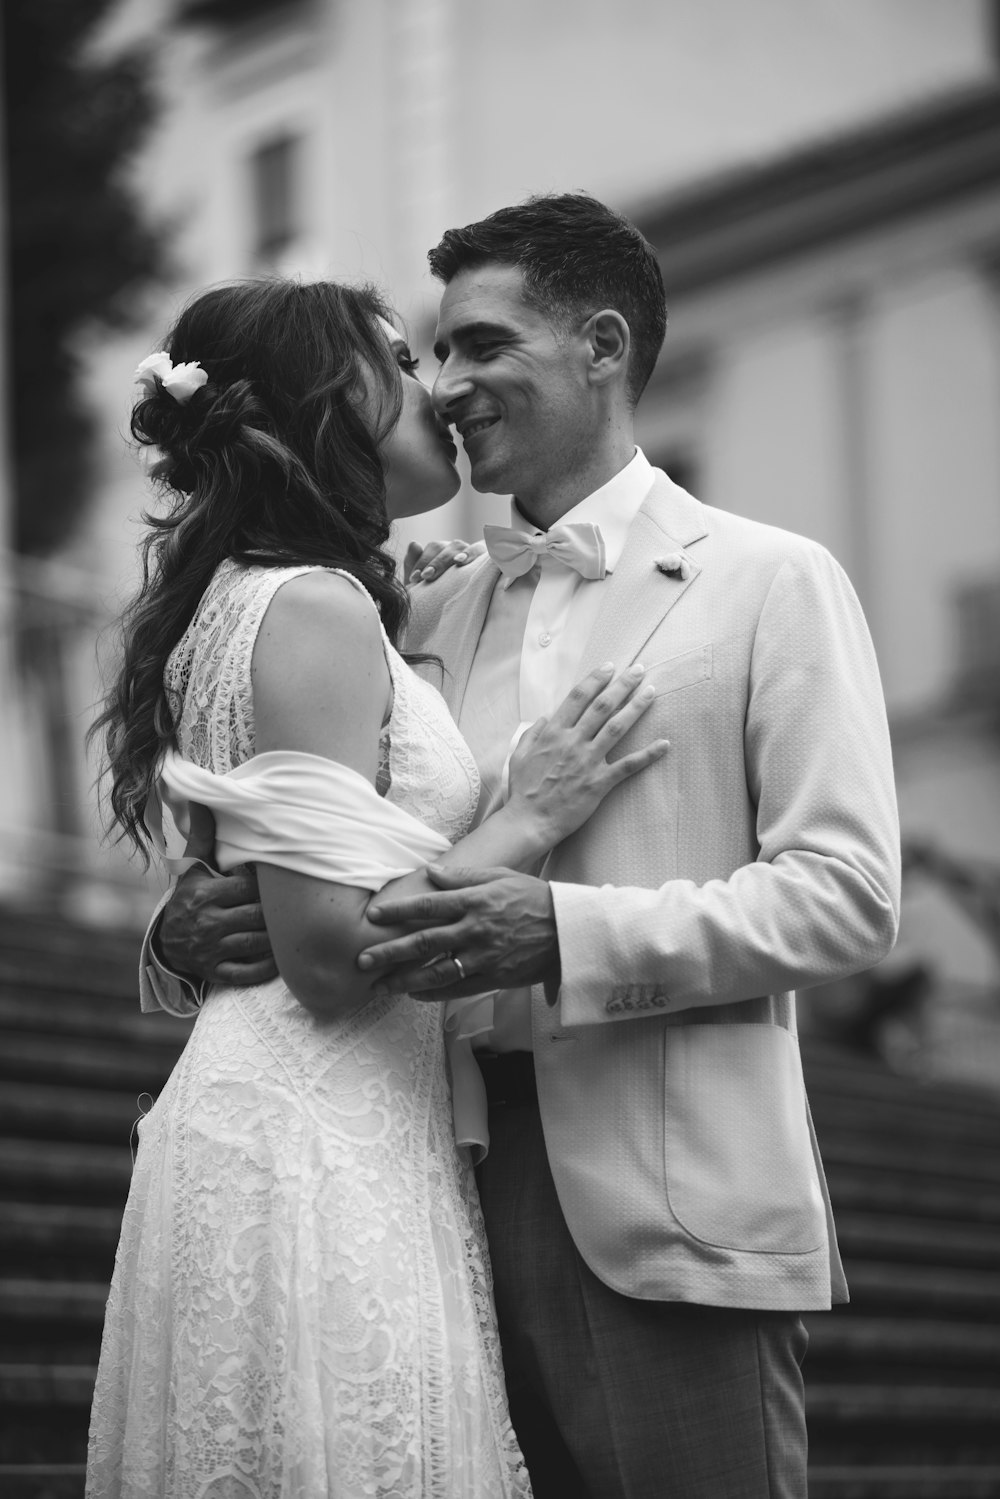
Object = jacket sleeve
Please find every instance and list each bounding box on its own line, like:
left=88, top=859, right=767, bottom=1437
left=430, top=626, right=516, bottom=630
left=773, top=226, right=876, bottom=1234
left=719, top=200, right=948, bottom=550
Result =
left=551, top=545, right=901, bottom=1026
left=138, top=882, right=208, bottom=1017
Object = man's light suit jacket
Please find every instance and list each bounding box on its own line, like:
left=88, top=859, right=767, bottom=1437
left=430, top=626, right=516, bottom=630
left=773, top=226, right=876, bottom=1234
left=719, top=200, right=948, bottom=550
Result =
left=406, top=471, right=900, bottom=1314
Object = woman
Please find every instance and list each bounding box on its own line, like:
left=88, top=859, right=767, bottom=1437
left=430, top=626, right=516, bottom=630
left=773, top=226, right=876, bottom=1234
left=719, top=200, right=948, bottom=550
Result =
left=87, top=278, right=667, bottom=1497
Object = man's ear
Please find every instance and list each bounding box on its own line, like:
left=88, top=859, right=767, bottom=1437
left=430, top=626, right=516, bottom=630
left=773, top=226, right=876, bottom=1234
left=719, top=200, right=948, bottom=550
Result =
left=583, top=308, right=630, bottom=390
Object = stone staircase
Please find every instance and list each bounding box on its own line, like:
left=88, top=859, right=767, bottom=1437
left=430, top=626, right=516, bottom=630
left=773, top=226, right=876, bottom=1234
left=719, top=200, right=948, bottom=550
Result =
left=803, top=1042, right=1000, bottom=1498
left=0, top=907, right=998, bottom=1496
left=0, top=907, right=194, bottom=1497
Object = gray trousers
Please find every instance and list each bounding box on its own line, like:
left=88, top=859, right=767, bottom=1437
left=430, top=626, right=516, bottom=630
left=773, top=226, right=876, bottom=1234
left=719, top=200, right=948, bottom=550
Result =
left=476, top=1087, right=810, bottom=1499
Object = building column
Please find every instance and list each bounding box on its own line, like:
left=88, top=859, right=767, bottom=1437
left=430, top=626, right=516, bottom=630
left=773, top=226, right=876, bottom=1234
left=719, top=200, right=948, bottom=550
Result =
left=827, top=291, right=876, bottom=629
left=386, top=0, right=457, bottom=307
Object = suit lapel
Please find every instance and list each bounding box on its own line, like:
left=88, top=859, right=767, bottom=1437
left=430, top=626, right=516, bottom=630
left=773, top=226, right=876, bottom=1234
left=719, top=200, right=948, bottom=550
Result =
left=578, top=472, right=709, bottom=673
left=423, top=472, right=707, bottom=712
left=431, top=558, right=503, bottom=719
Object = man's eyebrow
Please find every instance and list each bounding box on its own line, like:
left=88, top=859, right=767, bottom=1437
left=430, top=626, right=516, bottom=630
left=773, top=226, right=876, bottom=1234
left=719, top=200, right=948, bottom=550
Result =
left=432, top=319, right=512, bottom=360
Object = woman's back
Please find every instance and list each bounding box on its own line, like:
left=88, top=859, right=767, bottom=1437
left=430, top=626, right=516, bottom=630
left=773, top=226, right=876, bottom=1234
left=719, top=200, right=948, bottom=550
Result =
left=168, top=556, right=480, bottom=840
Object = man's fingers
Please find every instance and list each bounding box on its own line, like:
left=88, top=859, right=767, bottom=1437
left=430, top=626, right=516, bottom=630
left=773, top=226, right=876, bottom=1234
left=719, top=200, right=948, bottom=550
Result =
left=211, top=901, right=269, bottom=933
left=365, top=863, right=511, bottom=922
left=425, top=863, right=509, bottom=889
left=387, top=954, right=468, bottom=994
left=216, top=928, right=273, bottom=960
left=190, top=872, right=263, bottom=911
left=213, top=958, right=281, bottom=986
left=368, top=958, right=481, bottom=999
left=357, top=927, right=458, bottom=971
left=366, top=888, right=473, bottom=926
left=174, top=862, right=259, bottom=912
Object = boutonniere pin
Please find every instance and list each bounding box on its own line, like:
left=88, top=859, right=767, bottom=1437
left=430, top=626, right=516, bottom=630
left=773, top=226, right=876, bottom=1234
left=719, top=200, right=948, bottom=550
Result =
left=655, top=551, right=692, bottom=580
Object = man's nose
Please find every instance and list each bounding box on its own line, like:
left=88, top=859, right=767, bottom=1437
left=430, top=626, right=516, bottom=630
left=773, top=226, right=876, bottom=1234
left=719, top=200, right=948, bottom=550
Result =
left=431, top=360, right=473, bottom=416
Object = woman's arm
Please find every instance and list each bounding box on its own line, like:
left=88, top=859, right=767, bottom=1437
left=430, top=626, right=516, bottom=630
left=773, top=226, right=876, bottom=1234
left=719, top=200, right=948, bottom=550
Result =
left=253, top=572, right=665, bottom=1017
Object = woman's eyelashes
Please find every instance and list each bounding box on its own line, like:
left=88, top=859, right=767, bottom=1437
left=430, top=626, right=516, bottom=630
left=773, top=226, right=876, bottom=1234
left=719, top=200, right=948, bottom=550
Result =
left=397, top=348, right=420, bottom=376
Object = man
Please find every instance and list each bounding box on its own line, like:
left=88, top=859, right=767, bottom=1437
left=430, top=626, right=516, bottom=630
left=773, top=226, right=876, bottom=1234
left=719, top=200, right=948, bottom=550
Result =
left=146, top=193, right=900, bottom=1497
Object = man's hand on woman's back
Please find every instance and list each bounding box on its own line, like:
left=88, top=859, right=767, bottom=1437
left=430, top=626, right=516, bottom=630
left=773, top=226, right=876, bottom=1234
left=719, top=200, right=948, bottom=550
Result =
left=156, top=811, right=278, bottom=987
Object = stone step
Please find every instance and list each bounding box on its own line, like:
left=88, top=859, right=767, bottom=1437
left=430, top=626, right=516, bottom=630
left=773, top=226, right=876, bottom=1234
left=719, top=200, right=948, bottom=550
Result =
left=802, top=1039, right=1000, bottom=1111
left=807, top=1382, right=1000, bottom=1427
left=809, top=1089, right=1000, bottom=1146
left=0, top=1081, right=154, bottom=1145
left=1, top=1032, right=182, bottom=1091
left=0, top=1202, right=121, bottom=1279
left=0, top=1362, right=97, bottom=1406
left=808, top=1465, right=1000, bottom=1499
left=825, top=1164, right=1000, bottom=1225
left=0, top=1475, right=85, bottom=1499
left=0, top=1404, right=90, bottom=1466
left=0, top=950, right=137, bottom=1000
left=817, top=1130, right=1000, bottom=1187
left=0, top=1466, right=86, bottom=1499
left=843, top=1258, right=1000, bottom=1316
left=0, top=989, right=194, bottom=1047
left=833, top=1210, right=1000, bottom=1269
left=805, top=1313, right=1000, bottom=1370
left=0, top=911, right=143, bottom=963
left=0, top=1279, right=108, bottom=1329
left=807, top=1384, right=1000, bottom=1465
left=0, top=1137, right=133, bottom=1205
left=0, top=1278, right=107, bottom=1365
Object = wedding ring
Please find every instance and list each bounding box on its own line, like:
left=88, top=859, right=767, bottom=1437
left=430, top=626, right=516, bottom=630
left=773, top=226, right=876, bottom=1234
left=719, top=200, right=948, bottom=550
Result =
left=450, top=954, right=467, bottom=982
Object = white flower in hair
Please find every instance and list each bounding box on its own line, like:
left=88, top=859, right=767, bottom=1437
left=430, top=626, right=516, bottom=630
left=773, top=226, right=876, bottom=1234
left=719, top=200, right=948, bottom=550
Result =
left=134, top=351, right=208, bottom=405
left=162, top=361, right=209, bottom=403
left=134, top=352, right=173, bottom=393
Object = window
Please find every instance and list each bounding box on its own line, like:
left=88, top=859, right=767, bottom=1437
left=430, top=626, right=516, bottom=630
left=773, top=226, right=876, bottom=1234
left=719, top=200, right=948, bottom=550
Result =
left=250, top=134, right=299, bottom=267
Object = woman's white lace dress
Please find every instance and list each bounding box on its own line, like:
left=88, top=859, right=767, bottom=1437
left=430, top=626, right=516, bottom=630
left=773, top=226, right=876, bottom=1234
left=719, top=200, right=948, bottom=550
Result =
left=87, top=561, right=531, bottom=1499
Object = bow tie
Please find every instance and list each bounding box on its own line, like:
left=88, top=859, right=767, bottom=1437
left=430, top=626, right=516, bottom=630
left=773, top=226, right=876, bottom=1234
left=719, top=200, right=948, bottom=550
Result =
left=483, top=521, right=607, bottom=582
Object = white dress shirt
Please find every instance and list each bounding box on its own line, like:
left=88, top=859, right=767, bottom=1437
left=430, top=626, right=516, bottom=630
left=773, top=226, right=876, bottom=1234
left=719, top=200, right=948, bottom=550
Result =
left=457, top=447, right=656, bottom=1051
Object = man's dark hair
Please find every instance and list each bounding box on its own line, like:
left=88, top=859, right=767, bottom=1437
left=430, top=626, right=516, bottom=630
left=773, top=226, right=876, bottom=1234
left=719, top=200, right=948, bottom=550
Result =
left=428, top=192, right=667, bottom=407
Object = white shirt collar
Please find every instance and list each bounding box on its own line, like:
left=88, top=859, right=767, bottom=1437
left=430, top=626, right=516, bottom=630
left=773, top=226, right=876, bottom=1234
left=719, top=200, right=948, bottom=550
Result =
left=509, top=447, right=654, bottom=573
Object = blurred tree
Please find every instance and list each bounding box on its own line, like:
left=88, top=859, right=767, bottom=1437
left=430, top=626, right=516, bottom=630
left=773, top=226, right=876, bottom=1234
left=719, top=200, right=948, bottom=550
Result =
left=3, top=0, right=164, bottom=556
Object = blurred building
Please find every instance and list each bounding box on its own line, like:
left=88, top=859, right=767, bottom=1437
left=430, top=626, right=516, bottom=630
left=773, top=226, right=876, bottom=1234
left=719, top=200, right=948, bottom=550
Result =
left=2, top=0, right=998, bottom=1077
left=629, top=90, right=1000, bottom=1084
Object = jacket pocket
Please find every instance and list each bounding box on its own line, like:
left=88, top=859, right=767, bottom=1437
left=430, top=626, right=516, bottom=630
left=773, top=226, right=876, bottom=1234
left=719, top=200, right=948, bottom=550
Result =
left=663, top=1022, right=826, bottom=1254
left=643, top=643, right=713, bottom=698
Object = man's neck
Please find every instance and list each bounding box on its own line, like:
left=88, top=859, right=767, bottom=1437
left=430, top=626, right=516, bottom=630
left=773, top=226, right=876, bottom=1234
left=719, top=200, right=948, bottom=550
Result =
left=515, top=439, right=637, bottom=531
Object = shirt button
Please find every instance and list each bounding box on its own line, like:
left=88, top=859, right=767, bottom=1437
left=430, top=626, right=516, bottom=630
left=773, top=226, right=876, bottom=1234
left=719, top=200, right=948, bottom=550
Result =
left=538, top=631, right=552, bottom=647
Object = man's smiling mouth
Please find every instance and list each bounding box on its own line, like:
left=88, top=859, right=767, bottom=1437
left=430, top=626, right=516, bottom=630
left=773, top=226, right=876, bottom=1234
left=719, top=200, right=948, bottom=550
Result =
left=458, top=416, right=500, bottom=442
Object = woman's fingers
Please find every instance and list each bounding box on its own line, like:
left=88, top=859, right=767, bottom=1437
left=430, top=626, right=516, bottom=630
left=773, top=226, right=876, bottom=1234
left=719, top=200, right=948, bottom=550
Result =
left=589, top=678, right=659, bottom=753
left=403, top=540, right=447, bottom=584
left=607, top=737, right=672, bottom=784
left=547, top=663, right=618, bottom=727
left=554, top=668, right=650, bottom=737
left=405, top=538, right=481, bottom=584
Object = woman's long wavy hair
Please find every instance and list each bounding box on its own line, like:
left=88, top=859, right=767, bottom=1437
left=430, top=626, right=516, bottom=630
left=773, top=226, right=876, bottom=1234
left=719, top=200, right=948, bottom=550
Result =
left=93, top=277, right=418, bottom=863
